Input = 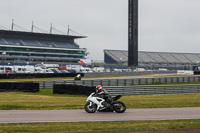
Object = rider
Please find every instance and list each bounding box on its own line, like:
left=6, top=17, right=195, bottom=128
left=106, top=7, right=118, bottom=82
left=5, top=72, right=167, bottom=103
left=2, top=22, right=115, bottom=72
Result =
left=75, top=74, right=81, bottom=80
left=95, top=85, right=113, bottom=108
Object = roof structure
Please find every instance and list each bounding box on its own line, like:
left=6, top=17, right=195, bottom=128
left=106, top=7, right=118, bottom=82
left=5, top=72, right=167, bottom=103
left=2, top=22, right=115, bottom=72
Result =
left=0, top=30, right=86, bottom=42
left=104, top=49, right=200, bottom=64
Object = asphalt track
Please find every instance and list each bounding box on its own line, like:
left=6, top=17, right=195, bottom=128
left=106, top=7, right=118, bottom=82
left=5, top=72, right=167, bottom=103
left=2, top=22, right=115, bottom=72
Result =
left=0, top=107, right=200, bottom=123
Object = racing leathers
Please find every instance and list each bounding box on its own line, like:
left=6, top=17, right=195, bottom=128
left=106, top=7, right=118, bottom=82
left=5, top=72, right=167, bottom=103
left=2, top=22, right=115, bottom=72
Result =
left=95, top=89, right=113, bottom=108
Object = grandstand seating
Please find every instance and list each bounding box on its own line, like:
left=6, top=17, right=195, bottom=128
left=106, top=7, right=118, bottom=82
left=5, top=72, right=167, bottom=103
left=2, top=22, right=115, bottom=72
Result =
left=22, top=39, right=41, bottom=47
left=104, top=50, right=200, bottom=65
left=171, top=53, right=192, bottom=63
left=184, top=54, right=200, bottom=63
left=69, top=42, right=79, bottom=49
left=0, top=38, right=6, bottom=45
left=109, top=51, right=127, bottom=62
left=145, top=52, right=167, bottom=63
left=0, top=37, right=79, bottom=49
left=0, top=29, right=86, bottom=64
left=139, top=52, right=156, bottom=62
left=157, top=52, right=180, bottom=63
left=53, top=41, right=71, bottom=49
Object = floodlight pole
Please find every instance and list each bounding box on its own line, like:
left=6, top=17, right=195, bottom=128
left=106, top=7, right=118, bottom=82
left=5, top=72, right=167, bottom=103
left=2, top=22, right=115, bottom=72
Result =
left=50, top=23, right=53, bottom=34
left=11, top=19, right=14, bottom=31
left=31, top=21, right=34, bottom=32
left=128, top=0, right=138, bottom=70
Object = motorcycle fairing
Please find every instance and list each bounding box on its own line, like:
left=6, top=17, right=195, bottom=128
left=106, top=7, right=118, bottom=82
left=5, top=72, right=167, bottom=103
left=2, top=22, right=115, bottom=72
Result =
left=88, top=97, right=105, bottom=110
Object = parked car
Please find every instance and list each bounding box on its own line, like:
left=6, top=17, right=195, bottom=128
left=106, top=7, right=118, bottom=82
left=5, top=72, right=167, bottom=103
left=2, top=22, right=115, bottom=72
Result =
left=60, top=70, right=69, bottom=73
left=51, top=69, right=62, bottom=73
left=66, top=69, right=77, bottom=73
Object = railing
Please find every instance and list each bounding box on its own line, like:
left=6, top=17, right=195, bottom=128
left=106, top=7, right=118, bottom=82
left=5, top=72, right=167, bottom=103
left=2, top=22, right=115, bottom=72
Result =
left=36, top=76, right=200, bottom=89
left=104, top=85, right=200, bottom=96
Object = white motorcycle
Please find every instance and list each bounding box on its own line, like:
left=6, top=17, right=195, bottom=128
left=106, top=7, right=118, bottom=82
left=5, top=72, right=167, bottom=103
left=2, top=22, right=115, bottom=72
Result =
left=84, top=92, right=126, bottom=113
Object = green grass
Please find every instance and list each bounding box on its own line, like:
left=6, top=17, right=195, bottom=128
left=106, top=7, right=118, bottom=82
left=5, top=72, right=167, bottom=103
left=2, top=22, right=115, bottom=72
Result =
left=0, top=89, right=86, bottom=110
left=0, top=120, right=200, bottom=132
left=0, top=89, right=200, bottom=110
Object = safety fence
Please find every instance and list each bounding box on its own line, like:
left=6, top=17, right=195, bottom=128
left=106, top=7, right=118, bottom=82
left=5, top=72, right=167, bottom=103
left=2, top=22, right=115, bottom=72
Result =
left=103, top=85, right=200, bottom=96
left=84, top=70, right=176, bottom=77
left=37, top=76, right=200, bottom=89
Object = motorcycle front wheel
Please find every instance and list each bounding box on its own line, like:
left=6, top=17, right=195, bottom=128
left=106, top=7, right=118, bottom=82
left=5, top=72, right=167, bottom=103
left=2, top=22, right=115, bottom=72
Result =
left=84, top=102, right=97, bottom=113
left=113, top=101, right=126, bottom=113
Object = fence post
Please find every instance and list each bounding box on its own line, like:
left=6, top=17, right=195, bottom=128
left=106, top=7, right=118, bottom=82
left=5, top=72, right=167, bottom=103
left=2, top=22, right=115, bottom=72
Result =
left=139, top=79, right=141, bottom=85
left=171, top=77, right=173, bottom=83
left=124, top=79, right=126, bottom=86
left=43, top=81, right=45, bottom=89
left=92, top=80, right=94, bottom=86
left=159, top=78, right=161, bottom=84
left=117, top=79, right=119, bottom=86
left=100, top=80, right=103, bottom=86
left=182, top=86, right=184, bottom=93
left=165, top=78, right=167, bottom=83
left=108, top=80, right=111, bottom=86
left=83, top=80, right=85, bottom=85
left=177, top=77, right=179, bottom=83
left=132, top=79, right=134, bottom=85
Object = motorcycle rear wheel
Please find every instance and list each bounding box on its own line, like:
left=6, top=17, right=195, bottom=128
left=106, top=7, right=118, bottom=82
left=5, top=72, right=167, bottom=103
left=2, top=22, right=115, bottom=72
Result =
left=84, top=102, right=97, bottom=113
left=113, top=101, right=126, bottom=113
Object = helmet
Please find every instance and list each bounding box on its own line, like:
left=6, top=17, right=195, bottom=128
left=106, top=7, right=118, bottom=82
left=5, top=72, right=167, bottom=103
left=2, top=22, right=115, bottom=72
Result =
left=96, top=85, right=103, bottom=93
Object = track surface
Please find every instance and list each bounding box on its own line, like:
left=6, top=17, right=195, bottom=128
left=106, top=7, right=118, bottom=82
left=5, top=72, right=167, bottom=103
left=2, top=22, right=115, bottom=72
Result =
left=0, top=107, right=200, bottom=123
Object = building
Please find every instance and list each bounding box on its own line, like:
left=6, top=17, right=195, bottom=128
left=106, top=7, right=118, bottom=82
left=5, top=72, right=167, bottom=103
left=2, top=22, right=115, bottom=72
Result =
left=104, top=49, right=200, bottom=70
left=0, top=30, right=87, bottom=64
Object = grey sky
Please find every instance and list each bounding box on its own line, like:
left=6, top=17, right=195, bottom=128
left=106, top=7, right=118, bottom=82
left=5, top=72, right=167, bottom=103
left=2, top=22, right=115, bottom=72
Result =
left=1, top=0, right=200, bottom=60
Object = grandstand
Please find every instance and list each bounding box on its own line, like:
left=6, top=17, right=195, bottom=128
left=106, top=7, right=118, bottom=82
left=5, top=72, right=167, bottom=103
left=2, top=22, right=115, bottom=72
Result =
left=104, top=50, right=200, bottom=70
left=0, top=30, right=87, bottom=64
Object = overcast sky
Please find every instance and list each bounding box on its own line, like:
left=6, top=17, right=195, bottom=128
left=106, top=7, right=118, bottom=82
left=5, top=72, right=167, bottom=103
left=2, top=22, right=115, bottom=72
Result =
left=1, top=0, right=200, bottom=61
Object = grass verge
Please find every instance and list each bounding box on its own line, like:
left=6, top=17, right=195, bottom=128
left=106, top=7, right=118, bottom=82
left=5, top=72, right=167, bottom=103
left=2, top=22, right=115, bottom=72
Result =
left=0, top=89, right=200, bottom=109
left=0, top=119, right=200, bottom=132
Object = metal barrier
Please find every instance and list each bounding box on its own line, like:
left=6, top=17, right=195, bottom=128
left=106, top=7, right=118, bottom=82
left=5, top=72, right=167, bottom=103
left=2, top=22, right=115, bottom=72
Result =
left=84, top=70, right=176, bottom=77
left=104, top=85, right=200, bottom=96
left=36, top=76, right=200, bottom=89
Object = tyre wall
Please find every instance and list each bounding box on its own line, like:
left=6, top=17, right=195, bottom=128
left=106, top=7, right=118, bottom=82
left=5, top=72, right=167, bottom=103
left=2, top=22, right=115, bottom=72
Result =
left=53, top=84, right=95, bottom=95
left=0, top=82, right=39, bottom=92
left=0, top=73, right=84, bottom=79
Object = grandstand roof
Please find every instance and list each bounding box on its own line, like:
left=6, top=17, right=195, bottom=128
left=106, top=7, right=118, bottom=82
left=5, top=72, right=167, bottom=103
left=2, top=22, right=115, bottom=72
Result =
left=104, top=49, right=200, bottom=64
left=0, top=30, right=86, bottom=42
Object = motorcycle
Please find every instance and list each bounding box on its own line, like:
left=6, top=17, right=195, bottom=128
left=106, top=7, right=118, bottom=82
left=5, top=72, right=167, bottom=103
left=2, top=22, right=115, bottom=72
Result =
left=84, top=92, right=126, bottom=113
left=74, top=77, right=81, bottom=80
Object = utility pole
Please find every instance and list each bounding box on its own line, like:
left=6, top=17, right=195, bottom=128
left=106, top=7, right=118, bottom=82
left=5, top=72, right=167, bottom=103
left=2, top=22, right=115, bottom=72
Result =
left=128, top=0, right=138, bottom=70
left=11, top=19, right=14, bottom=30
left=50, top=23, right=53, bottom=34
left=31, top=21, right=34, bottom=32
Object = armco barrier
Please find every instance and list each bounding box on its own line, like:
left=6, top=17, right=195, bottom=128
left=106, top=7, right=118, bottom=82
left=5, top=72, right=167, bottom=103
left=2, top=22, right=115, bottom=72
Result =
left=104, top=85, right=200, bottom=96
left=37, top=76, right=200, bottom=89
left=53, top=84, right=95, bottom=95
left=53, top=84, right=200, bottom=96
left=0, top=82, right=39, bottom=92
left=84, top=70, right=176, bottom=77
